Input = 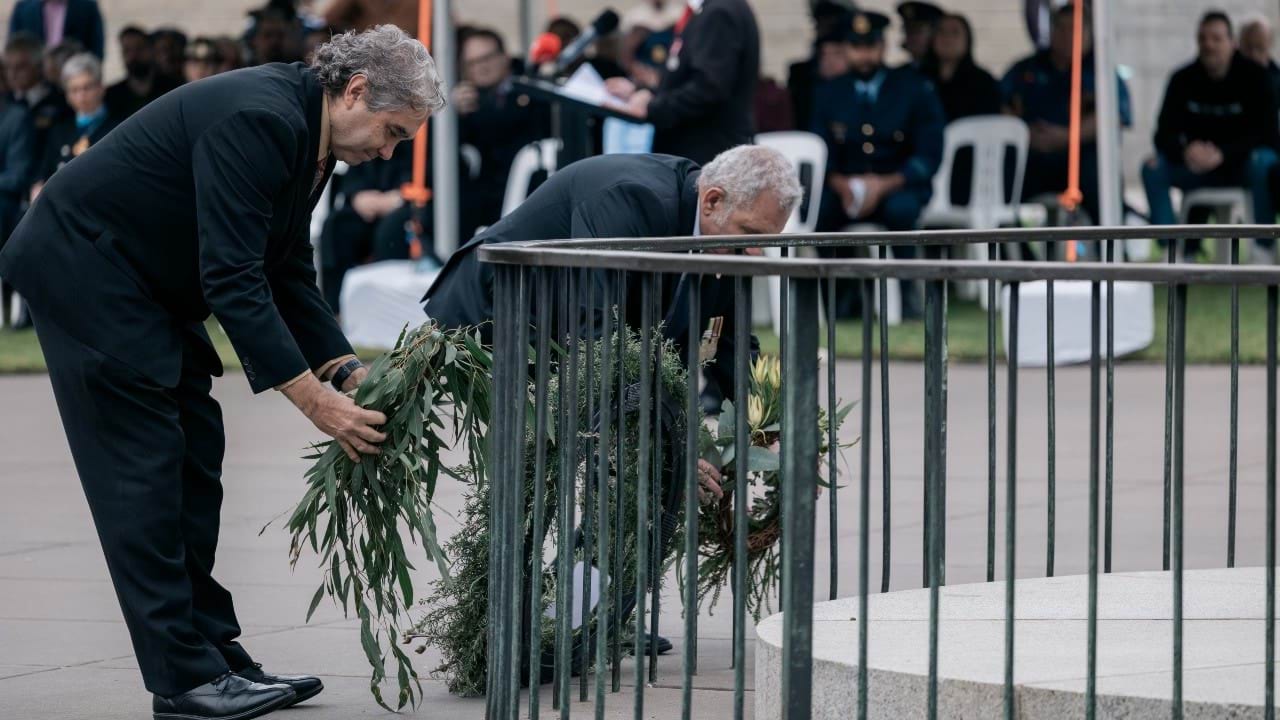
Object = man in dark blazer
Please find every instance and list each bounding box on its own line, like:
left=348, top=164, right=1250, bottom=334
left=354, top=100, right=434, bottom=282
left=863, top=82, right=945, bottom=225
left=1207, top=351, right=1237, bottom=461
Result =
left=0, top=26, right=445, bottom=720
left=424, top=147, right=800, bottom=379
left=7, top=0, right=105, bottom=59
left=606, top=0, right=761, bottom=165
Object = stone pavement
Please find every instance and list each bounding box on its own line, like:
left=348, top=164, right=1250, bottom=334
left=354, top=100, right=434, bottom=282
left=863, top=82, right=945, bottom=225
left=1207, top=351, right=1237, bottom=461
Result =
left=0, top=360, right=1267, bottom=718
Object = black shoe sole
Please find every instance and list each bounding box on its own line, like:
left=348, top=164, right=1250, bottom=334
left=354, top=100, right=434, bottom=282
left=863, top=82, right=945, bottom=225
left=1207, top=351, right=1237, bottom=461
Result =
left=283, top=682, right=324, bottom=708
left=153, top=691, right=296, bottom=720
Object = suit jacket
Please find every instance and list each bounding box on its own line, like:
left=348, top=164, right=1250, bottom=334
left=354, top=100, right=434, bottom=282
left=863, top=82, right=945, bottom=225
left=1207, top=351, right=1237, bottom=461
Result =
left=423, top=152, right=753, bottom=389
left=8, top=0, right=105, bottom=58
left=0, top=62, right=352, bottom=392
left=648, top=0, right=760, bottom=165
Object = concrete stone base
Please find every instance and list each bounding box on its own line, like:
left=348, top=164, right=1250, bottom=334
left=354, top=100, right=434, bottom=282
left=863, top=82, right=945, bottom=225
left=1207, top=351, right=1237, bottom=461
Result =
left=756, top=567, right=1279, bottom=719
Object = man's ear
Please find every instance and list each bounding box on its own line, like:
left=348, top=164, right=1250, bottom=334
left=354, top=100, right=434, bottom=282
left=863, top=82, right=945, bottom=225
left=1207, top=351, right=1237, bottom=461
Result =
left=343, top=74, right=368, bottom=109
left=702, top=186, right=726, bottom=216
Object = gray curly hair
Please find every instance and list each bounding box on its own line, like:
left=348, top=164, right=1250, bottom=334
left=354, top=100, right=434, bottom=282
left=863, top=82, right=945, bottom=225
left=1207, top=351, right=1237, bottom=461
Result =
left=311, top=25, right=446, bottom=115
left=698, top=145, right=804, bottom=220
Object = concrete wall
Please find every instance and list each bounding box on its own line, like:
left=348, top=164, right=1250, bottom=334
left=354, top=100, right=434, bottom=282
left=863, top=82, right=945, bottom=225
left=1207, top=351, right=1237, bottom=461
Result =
left=4, top=0, right=1279, bottom=182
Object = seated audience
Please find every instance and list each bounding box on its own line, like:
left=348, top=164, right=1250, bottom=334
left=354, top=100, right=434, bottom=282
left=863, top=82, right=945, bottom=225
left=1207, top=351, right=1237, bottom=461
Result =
left=183, top=37, right=222, bottom=83
left=1142, top=11, right=1278, bottom=251
left=1240, top=16, right=1280, bottom=105
left=43, top=39, right=85, bottom=90
left=1002, top=4, right=1131, bottom=224
left=812, top=10, right=944, bottom=318
left=319, top=141, right=415, bottom=314
left=323, top=0, right=417, bottom=35
left=453, top=28, right=552, bottom=239
left=5, top=33, right=71, bottom=167
left=787, top=15, right=851, bottom=135
left=33, top=52, right=116, bottom=197
left=7, top=0, right=104, bottom=59
left=104, top=26, right=180, bottom=120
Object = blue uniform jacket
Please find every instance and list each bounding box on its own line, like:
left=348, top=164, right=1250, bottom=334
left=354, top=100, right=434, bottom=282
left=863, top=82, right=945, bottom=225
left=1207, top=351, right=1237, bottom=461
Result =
left=810, top=65, right=945, bottom=205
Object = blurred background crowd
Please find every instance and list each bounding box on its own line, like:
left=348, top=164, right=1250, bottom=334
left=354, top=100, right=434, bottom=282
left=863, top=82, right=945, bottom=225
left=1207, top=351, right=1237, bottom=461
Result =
left=4, top=0, right=1280, bottom=324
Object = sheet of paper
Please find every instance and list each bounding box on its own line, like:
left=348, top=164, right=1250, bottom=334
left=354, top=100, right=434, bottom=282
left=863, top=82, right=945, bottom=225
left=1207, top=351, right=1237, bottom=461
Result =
left=559, top=63, right=626, bottom=110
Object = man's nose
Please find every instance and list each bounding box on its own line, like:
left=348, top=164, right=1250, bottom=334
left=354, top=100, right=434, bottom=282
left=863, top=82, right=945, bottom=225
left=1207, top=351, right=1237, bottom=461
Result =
left=379, top=144, right=395, bottom=160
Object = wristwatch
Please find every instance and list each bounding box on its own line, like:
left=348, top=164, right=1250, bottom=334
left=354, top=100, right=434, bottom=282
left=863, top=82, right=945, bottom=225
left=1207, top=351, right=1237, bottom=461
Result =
left=330, top=358, right=365, bottom=392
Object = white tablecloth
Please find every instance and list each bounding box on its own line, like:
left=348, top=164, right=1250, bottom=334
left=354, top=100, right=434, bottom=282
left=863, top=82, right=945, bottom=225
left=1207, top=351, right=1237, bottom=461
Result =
left=1002, top=280, right=1154, bottom=367
left=339, top=260, right=439, bottom=350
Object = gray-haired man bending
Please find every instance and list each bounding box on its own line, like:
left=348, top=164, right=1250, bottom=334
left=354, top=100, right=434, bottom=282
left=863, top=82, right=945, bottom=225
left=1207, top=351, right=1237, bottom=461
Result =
left=0, top=26, right=445, bottom=720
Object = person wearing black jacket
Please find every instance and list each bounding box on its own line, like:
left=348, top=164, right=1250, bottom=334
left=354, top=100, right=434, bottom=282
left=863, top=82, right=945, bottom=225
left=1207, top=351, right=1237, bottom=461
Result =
left=0, top=27, right=444, bottom=720
left=607, top=0, right=761, bottom=165
left=922, top=12, right=1001, bottom=206
left=424, top=146, right=800, bottom=403
left=453, top=28, right=551, bottom=239
left=1142, top=11, right=1279, bottom=250
left=31, top=52, right=117, bottom=190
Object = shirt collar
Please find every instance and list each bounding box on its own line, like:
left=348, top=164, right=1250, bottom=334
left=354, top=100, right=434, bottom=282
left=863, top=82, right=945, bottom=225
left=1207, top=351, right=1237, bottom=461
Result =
left=318, top=96, right=331, bottom=164
left=693, top=207, right=701, bottom=236
left=854, top=69, right=888, bottom=103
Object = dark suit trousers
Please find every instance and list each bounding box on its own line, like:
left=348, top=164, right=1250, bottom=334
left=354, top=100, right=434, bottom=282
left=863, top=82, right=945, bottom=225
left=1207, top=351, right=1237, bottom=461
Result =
left=31, top=308, right=252, bottom=698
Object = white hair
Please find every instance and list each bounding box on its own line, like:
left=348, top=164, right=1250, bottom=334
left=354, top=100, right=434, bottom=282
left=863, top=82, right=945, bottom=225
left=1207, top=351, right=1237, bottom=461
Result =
left=698, top=145, right=804, bottom=222
left=311, top=25, right=446, bottom=115
left=61, top=52, right=102, bottom=86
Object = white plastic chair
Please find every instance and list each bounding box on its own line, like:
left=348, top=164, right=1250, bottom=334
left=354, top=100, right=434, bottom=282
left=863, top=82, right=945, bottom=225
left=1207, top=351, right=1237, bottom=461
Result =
left=501, top=139, right=560, bottom=218
left=921, top=115, right=1029, bottom=303
left=754, top=131, right=827, bottom=333
left=1179, top=187, right=1250, bottom=262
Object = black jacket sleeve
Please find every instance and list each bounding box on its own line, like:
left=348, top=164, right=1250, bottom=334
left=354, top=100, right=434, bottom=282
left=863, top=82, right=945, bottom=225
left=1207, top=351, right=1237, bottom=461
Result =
left=1153, top=70, right=1187, bottom=161
left=646, top=6, right=745, bottom=130
left=192, top=109, right=311, bottom=392
left=269, top=225, right=357, bottom=372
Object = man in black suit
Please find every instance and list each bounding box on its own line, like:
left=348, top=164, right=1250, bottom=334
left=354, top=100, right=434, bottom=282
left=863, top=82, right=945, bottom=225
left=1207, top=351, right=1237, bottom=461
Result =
left=4, top=32, right=71, bottom=167
left=104, top=26, right=183, bottom=120
left=606, top=0, right=761, bottom=165
left=7, top=0, right=105, bottom=59
left=425, top=146, right=798, bottom=358
left=0, top=26, right=445, bottom=720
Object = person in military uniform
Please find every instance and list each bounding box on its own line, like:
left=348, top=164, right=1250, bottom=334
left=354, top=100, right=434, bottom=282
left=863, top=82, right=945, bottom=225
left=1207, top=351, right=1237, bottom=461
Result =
left=1001, top=4, right=1132, bottom=224
left=897, top=1, right=943, bottom=67
left=812, top=10, right=945, bottom=318
left=30, top=53, right=116, bottom=197
left=785, top=0, right=853, bottom=137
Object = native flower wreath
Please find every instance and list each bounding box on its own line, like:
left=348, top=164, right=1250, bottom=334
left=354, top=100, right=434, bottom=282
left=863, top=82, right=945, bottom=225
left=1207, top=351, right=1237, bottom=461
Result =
left=693, top=355, right=855, bottom=620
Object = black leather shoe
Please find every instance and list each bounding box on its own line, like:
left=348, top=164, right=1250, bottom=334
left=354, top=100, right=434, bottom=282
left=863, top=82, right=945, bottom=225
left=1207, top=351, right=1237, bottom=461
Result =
left=236, top=663, right=324, bottom=707
left=152, top=672, right=295, bottom=720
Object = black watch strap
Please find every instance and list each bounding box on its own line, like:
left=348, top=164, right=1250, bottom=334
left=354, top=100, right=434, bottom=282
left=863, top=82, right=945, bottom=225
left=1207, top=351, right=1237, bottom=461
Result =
left=330, top=358, right=364, bottom=392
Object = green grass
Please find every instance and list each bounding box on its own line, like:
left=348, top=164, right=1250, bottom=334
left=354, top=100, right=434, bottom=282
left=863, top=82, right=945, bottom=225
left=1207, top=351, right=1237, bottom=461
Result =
left=757, top=284, right=1269, bottom=364
left=0, top=320, right=382, bottom=374
left=0, top=284, right=1268, bottom=373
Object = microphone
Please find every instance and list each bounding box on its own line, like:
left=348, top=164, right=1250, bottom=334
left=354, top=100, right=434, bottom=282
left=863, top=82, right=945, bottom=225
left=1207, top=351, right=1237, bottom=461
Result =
left=529, top=32, right=563, bottom=67
left=553, top=9, right=620, bottom=74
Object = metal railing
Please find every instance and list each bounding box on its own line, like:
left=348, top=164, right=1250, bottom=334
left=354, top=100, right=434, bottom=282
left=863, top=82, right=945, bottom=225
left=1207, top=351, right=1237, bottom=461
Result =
left=479, top=225, right=1280, bottom=720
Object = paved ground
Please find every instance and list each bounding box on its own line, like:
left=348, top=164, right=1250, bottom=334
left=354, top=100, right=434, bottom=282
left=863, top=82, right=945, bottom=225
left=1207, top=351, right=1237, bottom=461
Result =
left=0, top=359, right=1269, bottom=718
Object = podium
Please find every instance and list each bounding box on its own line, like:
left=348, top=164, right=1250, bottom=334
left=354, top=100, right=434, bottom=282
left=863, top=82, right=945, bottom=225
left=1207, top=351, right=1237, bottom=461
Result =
left=511, top=75, right=642, bottom=168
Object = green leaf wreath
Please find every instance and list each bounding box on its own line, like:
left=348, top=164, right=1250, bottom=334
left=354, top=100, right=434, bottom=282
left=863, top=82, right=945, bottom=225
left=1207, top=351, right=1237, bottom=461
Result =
left=280, top=318, right=855, bottom=707
left=277, top=321, right=496, bottom=710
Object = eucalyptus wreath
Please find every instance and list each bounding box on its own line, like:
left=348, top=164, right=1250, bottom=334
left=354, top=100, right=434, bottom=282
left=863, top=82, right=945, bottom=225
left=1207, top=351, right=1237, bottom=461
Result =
left=410, top=323, right=689, bottom=697
left=274, top=322, right=496, bottom=710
